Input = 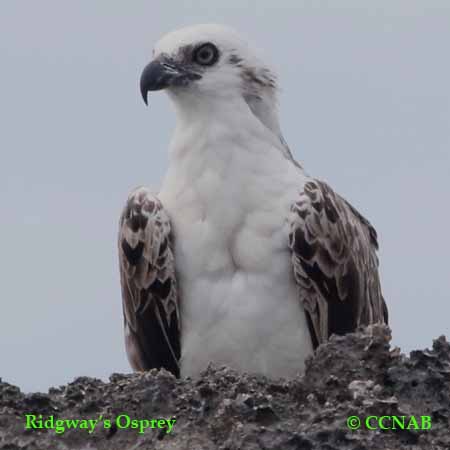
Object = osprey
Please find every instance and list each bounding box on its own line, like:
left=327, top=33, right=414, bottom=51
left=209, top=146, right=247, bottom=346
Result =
left=118, top=24, right=388, bottom=379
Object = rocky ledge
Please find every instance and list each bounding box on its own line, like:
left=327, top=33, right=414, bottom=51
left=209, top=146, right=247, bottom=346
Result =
left=1, top=325, right=450, bottom=450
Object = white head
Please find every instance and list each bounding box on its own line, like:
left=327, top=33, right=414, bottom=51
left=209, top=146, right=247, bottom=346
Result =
left=140, top=24, right=284, bottom=139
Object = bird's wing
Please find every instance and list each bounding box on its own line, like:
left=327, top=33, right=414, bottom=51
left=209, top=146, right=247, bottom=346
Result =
left=288, top=179, right=388, bottom=349
left=118, top=187, right=180, bottom=376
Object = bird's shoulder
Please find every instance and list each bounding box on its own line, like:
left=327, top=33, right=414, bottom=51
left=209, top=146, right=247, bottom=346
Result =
left=288, top=178, right=378, bottom=254
left=119, top=187, right=172, bottom=269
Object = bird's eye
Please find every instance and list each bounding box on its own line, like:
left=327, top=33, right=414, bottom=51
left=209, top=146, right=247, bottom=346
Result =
left=192, top=43, right=219, bottom=66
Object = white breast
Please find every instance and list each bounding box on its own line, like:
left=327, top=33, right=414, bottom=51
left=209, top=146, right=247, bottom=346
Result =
left=158, top=111, right=313, bottom=378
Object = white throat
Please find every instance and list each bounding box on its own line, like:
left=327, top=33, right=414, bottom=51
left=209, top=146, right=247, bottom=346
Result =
left=166, top=89, right=291, bottom=166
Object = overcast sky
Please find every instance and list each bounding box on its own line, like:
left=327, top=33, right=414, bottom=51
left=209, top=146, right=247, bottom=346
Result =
left=1, top=1, right=449, bottom=392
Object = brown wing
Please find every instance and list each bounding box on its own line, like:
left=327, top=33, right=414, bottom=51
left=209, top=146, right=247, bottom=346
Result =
left=288, top=180, right=388, bottom=349
left=118, top=187, right=180, bottom=376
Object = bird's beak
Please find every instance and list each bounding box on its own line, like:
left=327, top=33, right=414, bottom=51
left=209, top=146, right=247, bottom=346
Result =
left=140, top=59, right=202, bottom=105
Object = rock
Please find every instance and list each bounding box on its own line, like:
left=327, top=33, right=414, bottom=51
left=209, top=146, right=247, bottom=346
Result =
left=1, top=325, right=449, bottom=449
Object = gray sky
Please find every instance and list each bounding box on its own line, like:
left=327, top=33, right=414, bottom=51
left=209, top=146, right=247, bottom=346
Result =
left=1, top=1, right=449, bottom=392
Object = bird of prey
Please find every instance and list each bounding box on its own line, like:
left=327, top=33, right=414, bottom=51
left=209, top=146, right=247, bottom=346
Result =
left=118, top=24, right=388, bottom=379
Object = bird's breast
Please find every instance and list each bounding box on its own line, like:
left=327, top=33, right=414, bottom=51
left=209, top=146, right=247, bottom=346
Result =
left=162, top=169, right=293, bottom=277
left=157, top=136, right=312, bottom=377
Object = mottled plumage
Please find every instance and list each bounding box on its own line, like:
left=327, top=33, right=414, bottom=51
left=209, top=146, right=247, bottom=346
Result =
left=288, top=180, right=388, bottom=349
left=118, top=187, right=180, bottom=376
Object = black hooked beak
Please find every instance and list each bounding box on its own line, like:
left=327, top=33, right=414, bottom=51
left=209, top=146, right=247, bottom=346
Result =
left=139, top=59, right=201, bottom=105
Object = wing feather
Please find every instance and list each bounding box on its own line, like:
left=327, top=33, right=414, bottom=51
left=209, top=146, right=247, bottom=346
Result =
left=118, top=187, right=180, bottom=376
left=288, top=180, right=388, bottom=348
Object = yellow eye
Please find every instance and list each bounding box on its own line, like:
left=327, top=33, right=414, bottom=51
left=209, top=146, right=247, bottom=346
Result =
left=193, top=43, right=219, bottom=66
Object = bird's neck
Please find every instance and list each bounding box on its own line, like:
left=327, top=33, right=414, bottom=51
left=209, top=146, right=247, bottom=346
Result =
left=166, top=91, right=301, bottom=176
left=159, top=92, right=306, bottom=227
left=159, top=94, right=304, bottom=212
left=167, top=92, right=286, bottom=162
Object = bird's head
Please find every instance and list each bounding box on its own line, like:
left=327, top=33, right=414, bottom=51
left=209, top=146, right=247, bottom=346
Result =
left=140, top=24, right=278, bottom=110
